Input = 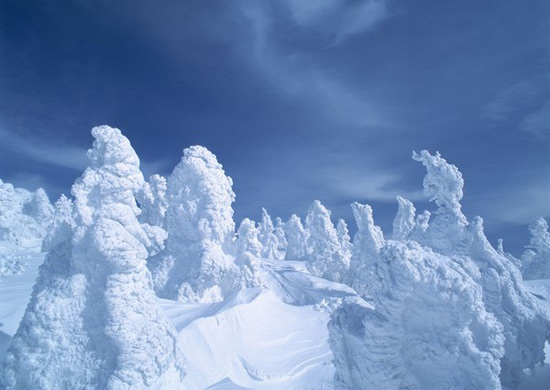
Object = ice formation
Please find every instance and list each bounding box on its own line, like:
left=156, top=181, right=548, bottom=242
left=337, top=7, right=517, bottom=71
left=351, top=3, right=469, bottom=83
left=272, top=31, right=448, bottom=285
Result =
left=1, top=126, right=185, bottom=389
left=258, top=208, right=283, bottom=260
left=521, top=217, right=550, bottom=280
left=0, top=179, right=53, bottom=248
left=284, top=214, right=309, bottom=261
left=392, top=196, right=416, bottom=241
left=148, top=145, right=236, bottom=303
left=330, top=240, right=505, bottom=390
left=305, top=200, right=349, bottom=283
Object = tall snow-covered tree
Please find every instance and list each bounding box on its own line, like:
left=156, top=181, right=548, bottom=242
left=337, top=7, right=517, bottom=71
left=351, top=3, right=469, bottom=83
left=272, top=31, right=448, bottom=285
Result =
left=149, top=145, right=236, bottom=303
left=392, top=196, right=416, bottom=241
left=305, top=200, right=349, bottom=282
left=521, top=217, right=550, bottom=280
left=274, top=217, right=288, bottom=253
left=2, top=126, right=185, bottom=389
left=336, top=219, right=352, bottom=260
left=234, top=218, right=264, bottom=288
left=413, top=150, right=550, bottom=387
left=258, top=208, right=282, bottom=260
left=346, top=202, right=384, bottom=296
left=41, top=194, right=74, bottom=252
left=329, top=240, right=504, bottom=390
left=284, top=214, right=308, bottom=261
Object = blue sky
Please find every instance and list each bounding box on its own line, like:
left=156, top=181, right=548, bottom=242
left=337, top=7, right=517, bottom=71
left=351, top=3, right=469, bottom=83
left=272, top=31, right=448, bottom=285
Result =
left=0, top=0, right=548, bottom=254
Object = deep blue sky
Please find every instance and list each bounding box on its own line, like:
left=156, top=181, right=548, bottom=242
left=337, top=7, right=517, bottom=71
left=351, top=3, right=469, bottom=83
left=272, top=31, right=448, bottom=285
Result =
left=0, top=0, right=549, bottom=255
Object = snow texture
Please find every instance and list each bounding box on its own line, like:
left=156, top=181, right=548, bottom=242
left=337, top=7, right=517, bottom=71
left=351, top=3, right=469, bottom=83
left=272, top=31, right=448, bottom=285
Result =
left=330, top=240, right=505, bottom=390
left=305, top=200, right=349, bottom=283
left=149, top=145, right=236, bottom=303
left=1, top=126, right=185, bottom=389
left=274, top=217, right=288, bottom=253
left=336, top=219, right=352, bottom=262
left=521, top=217, right=550, bottom=280
left=392, top=196, right=416, bottom=241
left=41, top=194, right=74, bottom=253
left=284, top=214, right=309, bottom=261
left=138, top=174, right=168, bottom=228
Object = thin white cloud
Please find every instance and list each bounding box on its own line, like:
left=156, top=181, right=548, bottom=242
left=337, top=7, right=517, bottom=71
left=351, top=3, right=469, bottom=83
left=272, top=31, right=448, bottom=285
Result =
left=0, top=128, right=88, bottom=171
left=519, top=100, right=550, bottom=140
left=484, top=80, right=537, bottom=121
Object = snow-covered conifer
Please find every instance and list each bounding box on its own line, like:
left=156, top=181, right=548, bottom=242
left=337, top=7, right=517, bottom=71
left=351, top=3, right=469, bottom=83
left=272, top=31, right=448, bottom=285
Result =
left=2, top=126, right=185, bottom=389
left=329, top=240, right=504, bottom=390
left=274, top=217, right=288, bottom=253
left=149, top=145, right=236, bottom=302
left=392, top=196, right=416, bottom=241
left=258, top=208, right=282, bottom=260
left=346, top=202, right=384, bottom=296
left=521, top=217, right=550, bottom=280
left=284, top=214, right=308, bottom=261
left=336, top=219, right=352, bottom=260
left=305, top=200, right=349, bottom=282
left=234, top=218, right=264, bottom=288
left=138, top=174, right=168, bottom=227
left=41, top=194, right=74, bottom=252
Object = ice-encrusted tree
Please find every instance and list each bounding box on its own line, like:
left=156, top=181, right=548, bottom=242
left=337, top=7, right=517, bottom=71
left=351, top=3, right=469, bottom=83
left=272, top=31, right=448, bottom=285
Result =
left=413, top=150, right=550, bottom=387
left=346, top=202, right=384, bottom=297
left=521, top=217, right=550, bottom=280
left=329, top=240, right=505, bottom=390
left=138, top=174, right=168, bottom=227
left=258, top=208, right=282, bottom=260
left=305, top=200, right=349, bottom=282
left=148, top=145, right=236, bottom=303
left=284, top=214, right=309, bottom=261
left=1, top=126, right=185, bottom=389
left=23, top=188, right=54, bottom=230
left=274, top=216, right=288, bottom=253
left=336, top=219, right=352, bottom=260
left=234, top=218, right=264, bottom=288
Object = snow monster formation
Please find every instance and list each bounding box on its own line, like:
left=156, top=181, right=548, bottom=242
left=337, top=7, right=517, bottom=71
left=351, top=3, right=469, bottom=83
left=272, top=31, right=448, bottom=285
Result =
left=331, top=150, right=550, bottom=389
left=305, top=200, right=350, bottom=283
left=521, top=217, right=550, bottom=280
left=148, top=145, right=236, bottom=303
left=1, top=126, right=185, bottom=389
left=0, top=179, right=54, bottom=248
left=258, top=208, right=283, bottom=260
left=234, top=218, right=264, bottom=288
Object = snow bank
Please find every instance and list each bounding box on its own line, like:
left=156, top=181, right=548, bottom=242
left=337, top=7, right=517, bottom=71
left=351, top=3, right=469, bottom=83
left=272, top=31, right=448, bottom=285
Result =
left=2, top=126, right=184, bottom=389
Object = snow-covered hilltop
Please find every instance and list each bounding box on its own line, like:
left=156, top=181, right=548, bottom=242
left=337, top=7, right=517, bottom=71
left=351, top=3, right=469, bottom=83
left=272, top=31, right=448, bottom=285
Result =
left=1, top=126, right=549, bottom=390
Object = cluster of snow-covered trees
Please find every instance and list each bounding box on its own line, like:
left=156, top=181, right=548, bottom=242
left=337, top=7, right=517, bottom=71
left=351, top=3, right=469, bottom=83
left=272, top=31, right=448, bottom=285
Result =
left=1, top=125, right=549, bottom=389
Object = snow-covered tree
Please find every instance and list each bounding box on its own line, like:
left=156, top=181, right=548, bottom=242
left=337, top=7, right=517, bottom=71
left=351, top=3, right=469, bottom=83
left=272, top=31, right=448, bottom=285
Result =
left=305, top=200, right=349, bottom=282
left=274, top=217, right=288, bottom=253
left=149, top=145, right=236, bottom=303
left=234, top=218, right=264, bottom=288
left=413, top=150, right=550, bottom=387
left=336, top=219, right=352, bottom=260
left=41, top=194, right=74, bottom=252
left=258, top=208, right=282, bottom=260
left=284, top=214, right=308, bottom=261
left=521, top=217, right=550, bottom=280
left=2, top=126, right=185, bottom=389
left=346, top=202, right=384, bottom=296
left=329, top=240, right=504, bottom=390
left=392, top=196, right=416, bottom=241
left=0, top=180, right=53, bottom=248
